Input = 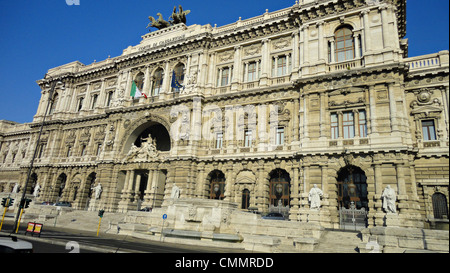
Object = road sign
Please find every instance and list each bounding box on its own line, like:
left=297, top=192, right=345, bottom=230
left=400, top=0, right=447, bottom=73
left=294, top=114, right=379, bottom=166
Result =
left=162, top=214, right=167, bottom=220
left=26, top=222, right=35, bottom=234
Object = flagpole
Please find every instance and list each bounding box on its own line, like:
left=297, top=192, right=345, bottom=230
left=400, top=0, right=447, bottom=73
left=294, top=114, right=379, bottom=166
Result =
left=11, top=78, right=60, bottom=233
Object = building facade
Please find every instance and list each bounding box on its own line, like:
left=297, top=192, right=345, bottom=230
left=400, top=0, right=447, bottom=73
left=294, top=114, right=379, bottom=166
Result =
left=0, top=0, right=448, bottom=230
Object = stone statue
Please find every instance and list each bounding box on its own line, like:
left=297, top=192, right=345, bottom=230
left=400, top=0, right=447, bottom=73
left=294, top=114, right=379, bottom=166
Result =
left=33, top=183, right=41, bottom=197
left=12, top=183, right=19, bottom=193
left=147, top=13, right=171, bottom=30
left=382, top=185, right=397, bottom=213
left=171, top=183, right=180, bottom=199
left=308, top=184, right=324, bottom=210
left=92, top=183, right=102, bottom=200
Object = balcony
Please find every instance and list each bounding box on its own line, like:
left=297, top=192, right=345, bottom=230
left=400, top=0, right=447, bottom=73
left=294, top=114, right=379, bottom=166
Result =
left=405, top=51, right=449, bottom=72
left=328, top=58, right=364, bottom=72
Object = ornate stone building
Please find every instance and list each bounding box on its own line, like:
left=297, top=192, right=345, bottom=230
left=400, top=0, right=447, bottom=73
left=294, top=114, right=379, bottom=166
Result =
left=0, top=0, right=448, bottom=230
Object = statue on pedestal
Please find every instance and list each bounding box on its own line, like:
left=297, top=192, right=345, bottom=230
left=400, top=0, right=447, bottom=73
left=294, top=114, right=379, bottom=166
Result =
left=382, top=185, right=397, bottom=213
left=308, top=184, right=324, bottom=210
left=92, top=183, right=102, bottom=200
left=171, top=183, right=180, bottom=199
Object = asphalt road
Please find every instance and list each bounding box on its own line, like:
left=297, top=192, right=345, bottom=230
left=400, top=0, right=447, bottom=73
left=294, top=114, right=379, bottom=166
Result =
left=0, top=222, right=249, bottom=253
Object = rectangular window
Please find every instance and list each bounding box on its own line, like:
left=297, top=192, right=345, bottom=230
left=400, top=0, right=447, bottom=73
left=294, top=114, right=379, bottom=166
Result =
left=342, top=111, right=355, bottom=139
left=247, top=62, right=257, bottom=82
left=216, top=133, right=223, bottom=149
left=96, top=144, right=102, bottom=156
left=422, top=120, right=437, bottom=141
left=277, top=56, right=287, bottom=76
left=81, top=145, right=87, bottom=156
left=272, top=56, right=287, bottom=77
left=77, top=97, right=84, bottom=112
left=91, top=94, right=98, bottom=109
left=244, top=130, right=252, bottom=147
left=331, top=113, right=339, bottom=139
left=106, top=91, right=113, bottom=107
left=359, top=110, right=367, bottom=138
left=221, top=68, right=230, bottom=86
left=276, top=127, right=284, bottom=145
left=38, top=144, right=45, bottom=158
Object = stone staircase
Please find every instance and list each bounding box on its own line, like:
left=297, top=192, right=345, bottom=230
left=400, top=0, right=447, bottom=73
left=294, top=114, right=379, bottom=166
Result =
left=314, top=230, right=362, bottom=253
left=24, top=209, right=126, bottom=234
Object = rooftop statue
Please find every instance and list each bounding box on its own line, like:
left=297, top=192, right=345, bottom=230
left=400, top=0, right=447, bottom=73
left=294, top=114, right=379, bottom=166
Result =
left=147, top=12, right=171, bottom=30
left=169, top=5, right=191, bottom=25
left=147, top=5, right=190, bottom=31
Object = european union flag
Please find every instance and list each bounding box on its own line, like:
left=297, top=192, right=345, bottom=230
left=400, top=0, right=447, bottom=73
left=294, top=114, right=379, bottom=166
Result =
left=171, top=70, right=184, bottom=91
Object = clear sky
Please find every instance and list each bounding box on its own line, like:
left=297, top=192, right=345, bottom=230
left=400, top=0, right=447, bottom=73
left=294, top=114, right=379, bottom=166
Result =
left=0, top=0, right=448, bottom=124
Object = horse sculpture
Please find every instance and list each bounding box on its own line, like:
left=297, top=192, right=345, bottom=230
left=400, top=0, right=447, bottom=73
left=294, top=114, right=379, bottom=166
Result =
left=147, top=6, right=190, bottom=31
left=147, top=12, right=171, bottom=30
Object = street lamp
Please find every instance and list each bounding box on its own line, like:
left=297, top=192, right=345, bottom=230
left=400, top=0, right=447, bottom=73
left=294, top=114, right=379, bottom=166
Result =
left=12, top=76, right=64, bottom=233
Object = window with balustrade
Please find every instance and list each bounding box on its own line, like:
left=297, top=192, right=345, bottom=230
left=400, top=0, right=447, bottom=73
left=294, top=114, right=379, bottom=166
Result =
left=335, top=26, right=355, bottom=62
left=271, top=55, right=290, bottom=77
left=217, top=66, right=232, bottom=87
left=330, top=110, right=367, bottom=139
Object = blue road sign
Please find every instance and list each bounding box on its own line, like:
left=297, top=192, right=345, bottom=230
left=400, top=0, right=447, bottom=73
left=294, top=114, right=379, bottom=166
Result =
left=162, top=214, right=167, bottom=220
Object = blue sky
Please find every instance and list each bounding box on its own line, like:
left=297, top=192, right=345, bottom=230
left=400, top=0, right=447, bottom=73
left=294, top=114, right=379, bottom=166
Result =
left=0, top=0, right=448, bottom=124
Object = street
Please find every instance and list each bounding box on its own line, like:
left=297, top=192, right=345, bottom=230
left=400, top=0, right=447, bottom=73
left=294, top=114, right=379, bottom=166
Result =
left=0, top=222, right=249, bottom=253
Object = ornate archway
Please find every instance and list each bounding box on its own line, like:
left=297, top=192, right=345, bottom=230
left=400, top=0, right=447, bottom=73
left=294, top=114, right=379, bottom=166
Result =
left=337, top=165, right=368, bottom=210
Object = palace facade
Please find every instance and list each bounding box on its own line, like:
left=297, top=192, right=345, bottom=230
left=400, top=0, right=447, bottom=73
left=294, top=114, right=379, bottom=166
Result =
left=0, top=0, right=448, bottom=230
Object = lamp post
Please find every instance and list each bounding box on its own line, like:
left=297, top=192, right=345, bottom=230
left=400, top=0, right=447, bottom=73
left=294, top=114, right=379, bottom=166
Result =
left=12, top=77, right=64, bottom=233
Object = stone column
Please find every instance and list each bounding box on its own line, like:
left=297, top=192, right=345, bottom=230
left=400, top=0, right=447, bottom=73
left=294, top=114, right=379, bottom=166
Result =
left=361, top=10, right=371, bottom=53
left=292, top=30, right=300, bottom=76
left=231, top=46, right=241, bottom=90
left=388, top=83, right=399, bottom=132
left=259, top=39, right=270, bottom=85
left=317, top=21, right=325, bottom=62
left=379, top=5, right=391, bottom=49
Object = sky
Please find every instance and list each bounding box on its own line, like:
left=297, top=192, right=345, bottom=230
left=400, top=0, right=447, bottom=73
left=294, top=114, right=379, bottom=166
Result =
left=0, top=0, right=448, bottom=124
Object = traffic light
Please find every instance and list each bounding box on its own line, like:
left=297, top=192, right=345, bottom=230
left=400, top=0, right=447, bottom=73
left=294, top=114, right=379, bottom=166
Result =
left=8, top=198, right=14, bottom=207
left=19, top=198, right=32, bottom=209
left=1, top=198, right=6, bottom=207
left=98, top=209, right=105, bottom=218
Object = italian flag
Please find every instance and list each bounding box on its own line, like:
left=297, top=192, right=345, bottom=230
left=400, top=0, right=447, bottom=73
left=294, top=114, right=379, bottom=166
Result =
left=130, top=81, right=147, bottom=99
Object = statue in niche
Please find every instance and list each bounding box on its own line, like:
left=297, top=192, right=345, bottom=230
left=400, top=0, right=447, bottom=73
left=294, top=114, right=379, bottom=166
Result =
left=382, top=185, right=397, bottom=214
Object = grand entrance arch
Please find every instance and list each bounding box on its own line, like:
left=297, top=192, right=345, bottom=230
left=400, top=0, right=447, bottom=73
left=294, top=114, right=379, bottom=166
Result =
left=118, top=119, right=171, bottom=212
left=123, top=120, right=171, bottom=155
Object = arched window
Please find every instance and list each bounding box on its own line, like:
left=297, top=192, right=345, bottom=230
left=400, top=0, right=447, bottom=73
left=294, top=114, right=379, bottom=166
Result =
left=432, top=193, right=449, bottom=219
left=56, top=173, right=67, bottom=198
left=172, top=63, right=185, bottom=92
left=208, top=170, right=226, bottom=200
left=152, top=68, right=164, bottom=96
left=337, top=165, right=368, bottom=210
left=269, top=169, right=290, bottom=207
left=242, top=189, right=250, bottom=210
left=134, top=72, right=145, bottom=91
left=335, top=26, right=354, bottom=62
